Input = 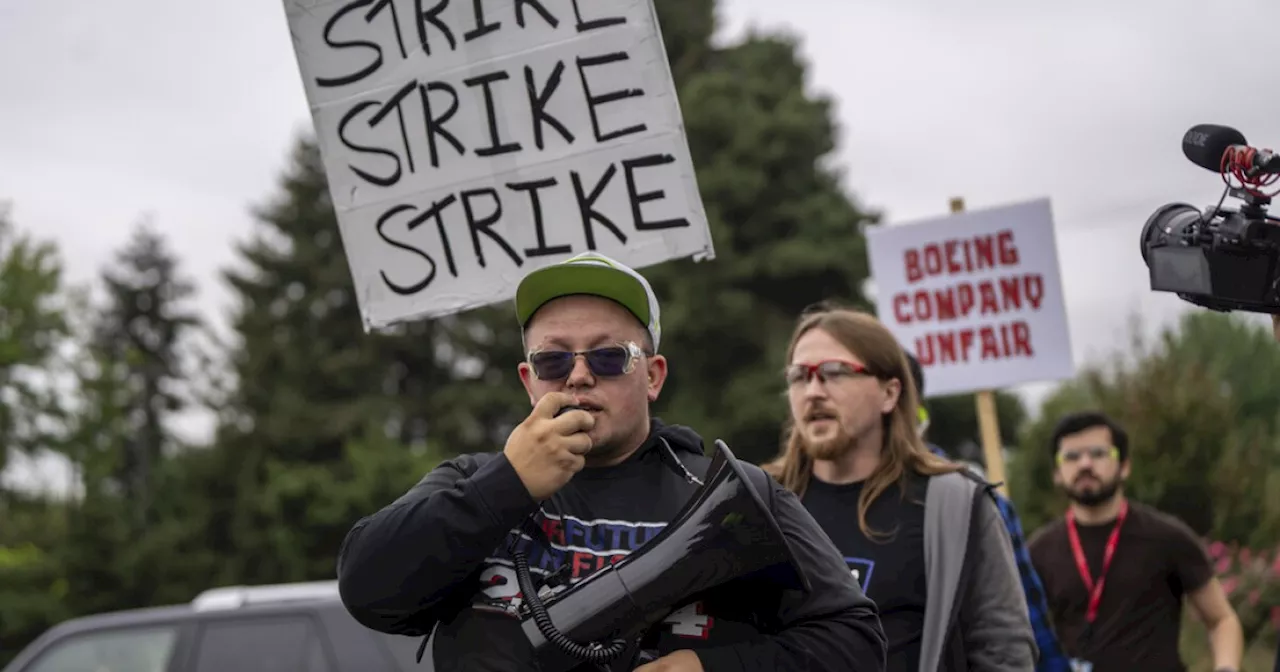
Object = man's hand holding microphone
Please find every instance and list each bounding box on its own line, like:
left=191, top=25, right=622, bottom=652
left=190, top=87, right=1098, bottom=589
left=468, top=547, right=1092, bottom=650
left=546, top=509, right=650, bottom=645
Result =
left=500, top=394, right=707, bottom=671
left=504, top=392, right=596, bottom=500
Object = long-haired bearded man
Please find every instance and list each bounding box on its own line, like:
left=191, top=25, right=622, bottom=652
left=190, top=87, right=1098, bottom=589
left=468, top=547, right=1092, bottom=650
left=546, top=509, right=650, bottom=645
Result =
left=764, top=306, right=1036, bottom=672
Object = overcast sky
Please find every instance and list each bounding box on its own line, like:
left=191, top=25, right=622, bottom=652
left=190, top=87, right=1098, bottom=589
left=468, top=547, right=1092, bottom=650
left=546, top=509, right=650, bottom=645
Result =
left=4, top=0, right=1278, bottom=490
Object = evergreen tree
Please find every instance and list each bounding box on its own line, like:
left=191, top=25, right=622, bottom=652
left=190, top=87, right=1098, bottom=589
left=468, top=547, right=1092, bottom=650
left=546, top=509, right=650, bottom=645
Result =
left=641, top=5, right=879, bottom=462
left=57, top=221, right=202, bottom=613
left=648, top=2, right=1030, bottom=465
left=0, top=503, right=72, bottom=669
left=918, top=392, right=1027, bottom=463
left=0, top=206, right=75, bottom=668
left=209, top=140, right=526, bottom=585
left=0, top=205, right=73, bottom=474
left=94, top=220, right=199, bottom=521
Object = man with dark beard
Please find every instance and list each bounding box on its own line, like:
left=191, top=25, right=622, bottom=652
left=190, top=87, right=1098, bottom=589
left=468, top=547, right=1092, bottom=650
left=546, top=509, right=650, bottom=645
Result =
left=1027, top=411, right=1242, bottom=672
left=763, top=306, right=1036, bottom=672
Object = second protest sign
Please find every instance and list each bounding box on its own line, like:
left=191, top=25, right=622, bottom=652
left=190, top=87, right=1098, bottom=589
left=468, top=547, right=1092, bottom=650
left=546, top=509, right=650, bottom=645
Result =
left=866, top=197, right=1074, bottom=397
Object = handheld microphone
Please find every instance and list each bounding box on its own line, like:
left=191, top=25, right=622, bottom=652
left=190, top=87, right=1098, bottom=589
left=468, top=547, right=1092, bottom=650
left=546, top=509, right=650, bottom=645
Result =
left=1182, top=124, right=1280, bottom=175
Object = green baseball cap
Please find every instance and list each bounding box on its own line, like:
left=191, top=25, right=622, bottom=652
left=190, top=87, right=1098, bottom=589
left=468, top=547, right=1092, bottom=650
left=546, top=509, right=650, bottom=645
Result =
left=514, top=252, right=662, bottom=351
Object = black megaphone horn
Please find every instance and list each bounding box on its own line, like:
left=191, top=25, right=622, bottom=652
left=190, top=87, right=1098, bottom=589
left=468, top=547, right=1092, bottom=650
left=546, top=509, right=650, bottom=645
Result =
left=514, top=439, right=813, bottom=672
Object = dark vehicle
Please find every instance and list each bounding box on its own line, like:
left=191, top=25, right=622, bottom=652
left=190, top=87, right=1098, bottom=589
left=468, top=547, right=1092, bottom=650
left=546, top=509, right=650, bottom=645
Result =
left=2, top=581, right=431, bottom=672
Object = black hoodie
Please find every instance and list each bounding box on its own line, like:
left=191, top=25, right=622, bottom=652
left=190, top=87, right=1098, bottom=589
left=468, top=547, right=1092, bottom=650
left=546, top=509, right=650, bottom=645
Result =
left=336, top=419, right=887, bottom=671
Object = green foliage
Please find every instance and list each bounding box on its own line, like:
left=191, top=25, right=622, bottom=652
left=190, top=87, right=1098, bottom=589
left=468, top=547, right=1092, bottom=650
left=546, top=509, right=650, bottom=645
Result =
left=1010, top=311, right=1280, bottom=545
left=1007, top=310, right=1280, bottom=666
left=0, top=496, right=71, bottom=664
left=203, top=138, right=529, bottom=587
left=644, top=25, right=878, bottom=463
left=653, top=0, right=715, bottom=83
left=921, top=391, right=1027, bottom=462
left=0, top=212, right=77, bottom=667
left=1180, top=607, right=1277, bottom=672
left=0, top=207, right=74, bottom=468
left=77, top=222, right=199, bottom=516
left=53, top=221, right=206, bottom=617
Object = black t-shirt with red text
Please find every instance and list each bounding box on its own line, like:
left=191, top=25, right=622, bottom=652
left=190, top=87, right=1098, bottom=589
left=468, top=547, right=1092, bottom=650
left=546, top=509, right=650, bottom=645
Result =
left=336, top=421, right=886, bottom=672
left=432, top=454, right=768, bottom=670
left=1028, top=500, right=1214, bottom=672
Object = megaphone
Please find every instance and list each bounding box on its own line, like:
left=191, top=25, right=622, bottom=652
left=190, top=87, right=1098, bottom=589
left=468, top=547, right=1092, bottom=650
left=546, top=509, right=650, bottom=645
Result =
left=514, top=439, right=813, bottom=672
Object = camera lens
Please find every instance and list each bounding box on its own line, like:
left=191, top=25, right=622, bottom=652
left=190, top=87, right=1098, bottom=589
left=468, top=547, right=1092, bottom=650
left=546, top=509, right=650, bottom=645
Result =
left=1140, top=203, right=1202, bottom=266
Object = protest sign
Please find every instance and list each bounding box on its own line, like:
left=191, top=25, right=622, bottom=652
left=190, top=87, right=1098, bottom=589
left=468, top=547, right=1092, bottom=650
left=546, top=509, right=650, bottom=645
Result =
left=281, top=0, right=715, bottom=330
left=865, top=197, right=1074, bottom=397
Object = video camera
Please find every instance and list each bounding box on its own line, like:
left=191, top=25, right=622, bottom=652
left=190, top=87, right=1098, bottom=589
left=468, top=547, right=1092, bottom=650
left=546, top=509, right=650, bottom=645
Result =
left=1140, top=124, right=1280, bottom=314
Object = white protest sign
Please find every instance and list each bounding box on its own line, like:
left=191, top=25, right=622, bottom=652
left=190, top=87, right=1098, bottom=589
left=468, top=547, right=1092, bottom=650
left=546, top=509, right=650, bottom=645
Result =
left=865, top=197, right=1074, bottom=397
left=281, top=0, right=715, bottom=330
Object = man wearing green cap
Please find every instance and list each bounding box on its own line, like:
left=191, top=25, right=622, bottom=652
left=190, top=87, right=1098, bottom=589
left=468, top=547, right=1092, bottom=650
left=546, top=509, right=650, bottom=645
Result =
left=336, top=252, right=888, bottom=672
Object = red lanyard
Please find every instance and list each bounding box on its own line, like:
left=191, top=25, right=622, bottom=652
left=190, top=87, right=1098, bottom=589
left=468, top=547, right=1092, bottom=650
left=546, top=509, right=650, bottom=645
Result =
left=1065, top=500, right=1128, bottom=624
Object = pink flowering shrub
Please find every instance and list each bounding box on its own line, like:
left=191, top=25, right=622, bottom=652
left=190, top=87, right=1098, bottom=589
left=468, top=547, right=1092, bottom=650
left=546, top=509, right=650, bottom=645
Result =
left=1205, top=539, right=1280, bottom=644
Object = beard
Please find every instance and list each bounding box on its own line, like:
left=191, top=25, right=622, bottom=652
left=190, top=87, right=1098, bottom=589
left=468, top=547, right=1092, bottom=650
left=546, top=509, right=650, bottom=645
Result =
left=1064, top=473, right=1122, bottom=506
left=800, top=424, right=856, bottom=461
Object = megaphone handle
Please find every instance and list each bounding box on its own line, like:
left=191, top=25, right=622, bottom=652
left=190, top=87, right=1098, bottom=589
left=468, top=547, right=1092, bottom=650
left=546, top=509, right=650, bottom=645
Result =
left=630, top=650, right=660, bottom=667
left=623, top=622, right=663, bottom=669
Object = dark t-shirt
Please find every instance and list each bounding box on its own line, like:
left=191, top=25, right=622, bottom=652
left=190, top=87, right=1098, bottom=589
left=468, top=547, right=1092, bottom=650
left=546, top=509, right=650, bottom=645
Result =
left=1027, top=500, right=1214, bottom=672
left=802, top=473, right=928, bottom=672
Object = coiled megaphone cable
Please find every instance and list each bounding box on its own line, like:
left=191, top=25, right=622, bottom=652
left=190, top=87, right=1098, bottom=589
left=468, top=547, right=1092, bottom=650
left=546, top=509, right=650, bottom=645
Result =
left=512, top=545, right=628, bottom=666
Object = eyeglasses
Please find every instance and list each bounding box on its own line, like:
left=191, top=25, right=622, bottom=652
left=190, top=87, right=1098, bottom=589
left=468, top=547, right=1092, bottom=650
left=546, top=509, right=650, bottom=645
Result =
left=527, top=342, right=647, bottom=381
left=1056, top=446, right=1119, bottom=466
left=785, top=360, right=873, bottom=386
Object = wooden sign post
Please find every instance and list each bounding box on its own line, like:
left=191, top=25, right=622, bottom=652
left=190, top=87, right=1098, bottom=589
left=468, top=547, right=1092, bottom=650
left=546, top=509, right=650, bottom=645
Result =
left=949, top=196, right=1010, bottom=498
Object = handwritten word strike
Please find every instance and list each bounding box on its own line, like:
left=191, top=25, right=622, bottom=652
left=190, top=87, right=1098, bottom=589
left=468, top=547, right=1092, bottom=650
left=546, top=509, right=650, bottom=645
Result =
left=316, top=0, right=621, bottom=89
left=334, top=51, right=645, bottom=190
left=374, top=152, right=688, bottom=295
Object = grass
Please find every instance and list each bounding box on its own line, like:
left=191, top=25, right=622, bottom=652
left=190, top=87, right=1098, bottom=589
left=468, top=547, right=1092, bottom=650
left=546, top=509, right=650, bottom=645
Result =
left=1179, top=611, right=1275, bottom=671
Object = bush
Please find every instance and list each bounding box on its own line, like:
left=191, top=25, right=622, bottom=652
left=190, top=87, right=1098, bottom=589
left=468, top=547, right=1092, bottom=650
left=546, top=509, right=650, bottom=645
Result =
left=1207, top=539, right=1280, bottom=646
left=1180, top=538, right=1280, bottom=671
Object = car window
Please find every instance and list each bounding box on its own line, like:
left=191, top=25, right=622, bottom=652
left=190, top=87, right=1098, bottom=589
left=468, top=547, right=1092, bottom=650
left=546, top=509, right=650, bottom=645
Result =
left=22, top=625, right=178, bottom=672
left=307, top=636, right=332, bottom=672
left=192, top=615, right=328, bottom=672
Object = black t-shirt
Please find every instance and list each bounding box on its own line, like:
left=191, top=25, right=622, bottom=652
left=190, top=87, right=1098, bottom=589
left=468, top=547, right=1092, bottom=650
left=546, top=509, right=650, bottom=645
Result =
left=1028, top=500, right=1214, bottom=672
left=801, top=473, right=928, bottom=672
